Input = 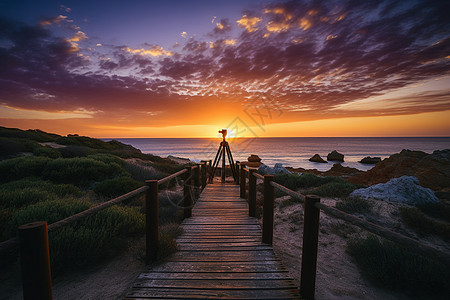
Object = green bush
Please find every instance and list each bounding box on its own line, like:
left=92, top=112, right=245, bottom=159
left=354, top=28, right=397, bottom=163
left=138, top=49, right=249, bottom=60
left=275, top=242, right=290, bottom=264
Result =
left=49, top=205, right=144, bottom=275
left=347, top=235, right=450, bottom=299
left=123, top=161, right=162, bottom=182
left=274, top=173, right=335, bottom=190
left=0, top=178, right=81, bottom=198
left=417, top=202, right=450, bottom=223
left=1, top=198, right=91, bottom=240
left=0, top=188, right=56, bottom=209
left=0, top=138, right=38, bottom=156
left=93, top=177, right=143, bottom=198
left=43, top=157, right=126, bottom=187
left=33, top=146, right=62, bottom=158
left=0, top=156, right=51, bottom=183
left=0, top=127, right=59, bottom=142
left=336, top=197, right=372, bottom=214
left=58, top=145, right=93, bottom=158
left=87, top=154, right=125, bottom=166
left=307, top=180, right=361, bottom=197
left=400, top=207, right=450, bottom=241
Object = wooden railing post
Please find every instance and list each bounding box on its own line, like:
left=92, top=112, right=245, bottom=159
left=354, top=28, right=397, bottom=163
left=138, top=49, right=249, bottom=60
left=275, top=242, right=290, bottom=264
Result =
left=201, top=161, right=207, bottom=190
left=262, top=175, right=274, bottom=244
left=208, top=160, right=212, bottom=179
left=248, top=168, right=257, bottom=217
left=235, top=161, right=240, bottom=185
left=145, top=180, right=159, bottom=263
left=239, top=164, right=246, bottom=199
left=194, top=164, right=201, bottom=199
left=18, top=221, right=52, bottom=300
left=300, top=195, right=321, bottom=300
left=184, top=166, right=193, bottom=218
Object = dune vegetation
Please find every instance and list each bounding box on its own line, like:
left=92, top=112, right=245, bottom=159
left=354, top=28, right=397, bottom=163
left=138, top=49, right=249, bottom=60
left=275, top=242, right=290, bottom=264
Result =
left=0, top=126, right=187, bottom=276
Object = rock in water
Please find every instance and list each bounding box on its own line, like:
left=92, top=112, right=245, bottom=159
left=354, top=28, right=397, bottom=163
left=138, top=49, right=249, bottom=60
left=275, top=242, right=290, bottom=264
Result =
left=258, top=163, right=292, bottom=175
left=327, top=150, right=344, bottom=162
left=349, top=149, right=450, bottom=192
left=309, top=154, right=327, bottom=163
left=350, top=176, right=439, bottom=205
left=359, top=156, right=382, bottom=164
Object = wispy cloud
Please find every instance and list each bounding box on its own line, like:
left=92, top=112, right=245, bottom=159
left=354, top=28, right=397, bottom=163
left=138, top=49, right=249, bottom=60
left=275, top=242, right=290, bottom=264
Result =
left=0, top=0, right=449, bottom=130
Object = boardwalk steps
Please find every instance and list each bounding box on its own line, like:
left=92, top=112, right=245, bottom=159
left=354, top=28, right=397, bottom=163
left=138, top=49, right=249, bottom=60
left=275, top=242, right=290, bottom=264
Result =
left=125, top=184, right=301, bottom=299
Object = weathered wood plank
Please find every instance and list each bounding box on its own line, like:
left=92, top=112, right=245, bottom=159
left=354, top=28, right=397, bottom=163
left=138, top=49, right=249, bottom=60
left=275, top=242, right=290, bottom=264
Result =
left=125, top=184, right=300, bottom=299
left=126, top=287, right=300, bottom=299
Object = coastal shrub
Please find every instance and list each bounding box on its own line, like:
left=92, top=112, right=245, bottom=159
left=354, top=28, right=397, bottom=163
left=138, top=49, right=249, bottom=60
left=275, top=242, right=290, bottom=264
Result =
left=0, top=178, right=81, bottom=198
left=1, top=198, right=91, bottom=241
left=347, top=235, right=450, bottom=299
left=49, top=205, right=144, bottom=276
left=0, top=156, right=51, bottom=183
left=87, top=153, right=125, bottom=166
left=42, top=157, right=126, bottom=187
left=0, top=127, right=59, bottom=142
left=307, top=180, right=361, bottom=198
left=58, top=145, right=93, bottom=158
left=400, top=207, right=450, bottom=241
left=336, top=197, right=372, bottom=214
left=123, top=161, right=162, bottom=182
left=279, top=197, right=302, bottom=209
left=274, top=173, right=335, bottom=190
left=33, top=146, right=62, bottom=158
left=158, top=191, right=184, bottom=224
left=0, top=188, right=56, bottom=209
left=93, top=177, right=143, bottom=198
left=157, top=222, right=182, bottom=260
left=417, top=202, right=450, bottom=223
left=0, top=138, right=38, bottom=157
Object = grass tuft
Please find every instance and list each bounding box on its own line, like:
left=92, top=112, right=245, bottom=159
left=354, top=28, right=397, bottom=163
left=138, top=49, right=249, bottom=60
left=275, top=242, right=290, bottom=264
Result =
left=347, top=235, right=450, bottom=299
left=336, top=197, right=372, bottom=214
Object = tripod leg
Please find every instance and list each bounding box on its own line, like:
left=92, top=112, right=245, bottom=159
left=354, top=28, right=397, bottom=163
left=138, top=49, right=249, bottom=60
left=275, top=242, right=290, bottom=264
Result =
left=222, top=144, right=226, bottom=183
left=225, top=145, right=237, bottom=181
left=210, top=146, right=223, bottom=183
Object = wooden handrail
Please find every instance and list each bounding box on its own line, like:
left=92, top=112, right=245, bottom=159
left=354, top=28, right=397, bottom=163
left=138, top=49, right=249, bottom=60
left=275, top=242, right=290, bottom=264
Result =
left=158, top=168, right=187, bottom=185
left=238, top=164, right=450, bottom=299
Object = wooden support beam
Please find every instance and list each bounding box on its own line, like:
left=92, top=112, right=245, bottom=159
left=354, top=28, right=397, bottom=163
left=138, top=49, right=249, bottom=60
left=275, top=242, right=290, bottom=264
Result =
left=300, top=195, right=321, bottom=300
left=240, top=164, right=246, bottom=199
left=19, top=221, right=52, bottom=300
left=145, top=180, right=159, bottom=263
left=262, top=175, right=274, bottom=244
left=248, top=168, right=257, bottom=217
left=184, top=166, right=193, bottom=218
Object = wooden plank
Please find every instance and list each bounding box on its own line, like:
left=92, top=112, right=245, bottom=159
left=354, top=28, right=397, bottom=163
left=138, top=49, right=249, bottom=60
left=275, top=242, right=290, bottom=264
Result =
left=132, top=279, right=298, bottom=289
left=125, top=287, right=300, bottom=299
left=125, top=183, right=300, bottom=299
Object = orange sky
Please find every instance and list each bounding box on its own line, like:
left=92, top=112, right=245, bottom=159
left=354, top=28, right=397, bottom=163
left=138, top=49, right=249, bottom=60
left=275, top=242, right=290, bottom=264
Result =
left=1, top=1, right=449, bottom=138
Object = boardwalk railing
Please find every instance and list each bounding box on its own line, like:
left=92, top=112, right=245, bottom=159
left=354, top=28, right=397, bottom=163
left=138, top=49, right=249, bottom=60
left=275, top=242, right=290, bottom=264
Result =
left=0, top=161, right=211, bottom=300
left=239, top=163, right=450, bottom=300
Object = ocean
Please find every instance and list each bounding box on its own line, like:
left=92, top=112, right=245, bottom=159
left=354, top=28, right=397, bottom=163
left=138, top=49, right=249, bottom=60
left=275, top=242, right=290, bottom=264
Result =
left=104, top=137, right=450, bottom=172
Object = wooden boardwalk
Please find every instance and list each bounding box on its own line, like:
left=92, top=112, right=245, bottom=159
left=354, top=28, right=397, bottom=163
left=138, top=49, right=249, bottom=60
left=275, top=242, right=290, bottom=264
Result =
left=125, top=184, right=301, bottom=299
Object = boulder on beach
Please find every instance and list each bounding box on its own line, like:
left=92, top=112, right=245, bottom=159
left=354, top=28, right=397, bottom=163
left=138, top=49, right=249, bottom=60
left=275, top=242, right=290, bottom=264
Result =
left=247, top=154, right=262, bottom=168
left=350, top=176, right=439, bottom=206
left=309, top=154, right=327, bottom=163
left=324, top=164, right=363, bottom=177
left=359, top=156, right=382, bottom=164
left=327, top=150, right=344, bottom=162
left=349, top=149, right=450, bottom=192
left=258, top=163, right=291, bottom=175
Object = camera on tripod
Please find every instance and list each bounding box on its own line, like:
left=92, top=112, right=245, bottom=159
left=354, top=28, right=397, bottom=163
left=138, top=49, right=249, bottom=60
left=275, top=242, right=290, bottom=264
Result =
left=218, top=129, right=227, bottom=139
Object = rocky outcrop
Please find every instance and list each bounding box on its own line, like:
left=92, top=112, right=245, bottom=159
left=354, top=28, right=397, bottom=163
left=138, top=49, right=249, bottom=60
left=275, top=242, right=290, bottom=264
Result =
left=359, top=157, right=382, bottom=164
left=247, top=154, right=262, bottom=168
left=309, top=154, right=327, bottom=163
left=350, top=176, right=439, bottom=206
left=327, top=150, right=344, bottom=162
left=323, top=164, right=364, bottom=177
left=258, top=163, right=291, bottom=175
left=349, top=149, right=450, bottom=192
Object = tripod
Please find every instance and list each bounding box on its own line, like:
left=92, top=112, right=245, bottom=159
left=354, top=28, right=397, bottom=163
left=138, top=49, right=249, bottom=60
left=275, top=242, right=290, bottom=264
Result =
left=209, top=129, right=237, bottom=183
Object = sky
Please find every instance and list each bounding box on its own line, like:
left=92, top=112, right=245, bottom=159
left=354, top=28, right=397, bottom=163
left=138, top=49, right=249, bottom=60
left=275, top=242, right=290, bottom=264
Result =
left=0, top=0, right=449, bottom=138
